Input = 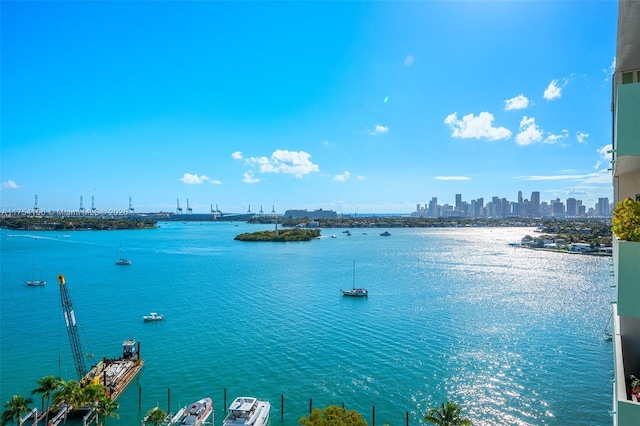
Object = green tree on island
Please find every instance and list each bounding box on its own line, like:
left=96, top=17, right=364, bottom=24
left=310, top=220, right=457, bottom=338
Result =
left=31, top=375, right=62, bottom=425
left=299, top=405, right=368, bottom=425
left=1, top=395, right=33, bottom=426
left=423, top=400, right=472, bottom=426
left=145, top=407, right=167, bottom=426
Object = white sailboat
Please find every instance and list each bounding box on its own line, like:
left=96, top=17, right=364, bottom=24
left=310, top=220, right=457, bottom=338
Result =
left=25, top=261, right=46, bottom=286
left=340, top=261, right=368, bottom=297
left=115, top=243, right=132, bottom=265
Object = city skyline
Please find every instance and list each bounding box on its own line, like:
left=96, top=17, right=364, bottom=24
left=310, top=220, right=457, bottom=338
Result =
left=2, top=189, right=611, bottom=218
left=1, top=1, right=617, bottom=214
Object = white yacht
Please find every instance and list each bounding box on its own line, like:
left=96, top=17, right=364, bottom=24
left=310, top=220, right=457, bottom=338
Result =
left=223, top=397, right=270, bottom=426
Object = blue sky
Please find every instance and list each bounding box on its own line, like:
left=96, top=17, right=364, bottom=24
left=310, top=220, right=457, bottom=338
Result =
left=1, top=1, right=618, bottom=214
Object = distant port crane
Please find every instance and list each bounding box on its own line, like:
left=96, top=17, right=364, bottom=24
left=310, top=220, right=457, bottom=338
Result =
left=129, top=196, right=134, bottom=214
left=79, top=196, right=85, bottom=213
left=186, top=198, right=193, bottom=214
left=176, top=198, right=183, bottom=214
left=58, top=274, right=88, bottom=380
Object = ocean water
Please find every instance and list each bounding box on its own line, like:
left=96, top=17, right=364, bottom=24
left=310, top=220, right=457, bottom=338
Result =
left=0, top=223, right=614, bottom=425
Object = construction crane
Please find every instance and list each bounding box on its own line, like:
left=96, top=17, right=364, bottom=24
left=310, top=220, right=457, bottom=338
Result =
left=58, top=274, right=88, bottom=381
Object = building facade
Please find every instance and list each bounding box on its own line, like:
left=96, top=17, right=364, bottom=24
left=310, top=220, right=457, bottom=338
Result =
left=611, top=1, right=640, bottom=424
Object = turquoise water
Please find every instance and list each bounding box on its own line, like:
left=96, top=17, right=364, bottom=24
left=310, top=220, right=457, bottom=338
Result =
left=0, top=223, right=614, bottom=425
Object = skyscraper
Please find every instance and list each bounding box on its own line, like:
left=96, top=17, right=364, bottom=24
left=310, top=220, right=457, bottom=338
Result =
left=530, top=191, right=540, bottom=217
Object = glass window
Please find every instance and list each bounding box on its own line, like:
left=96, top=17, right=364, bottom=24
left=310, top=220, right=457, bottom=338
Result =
left=622, top=72, right=633, bottom=84
left=637, top=70, right=640, bottom=82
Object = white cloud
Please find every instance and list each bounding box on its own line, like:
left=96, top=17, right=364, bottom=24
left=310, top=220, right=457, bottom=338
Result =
left=594, top=143, right=613, bottom=169
left=356, top=175, right=365, bottom=180
left=1, top=180, right=20, bottom=190
left=504, top=94, right=529, bottom=110
left=243, top=171, right=259, bottom=184
left=434, top=176, right=471, bottom=181
left=404, top=55, right=414, bottom=66
left=543, top=79, right=562, bottom=101
left=334, top=171, right=351, bottom=182
left=248, top=150, right=319, bottom=178
left=367, top=124, right=389, bottom=136
left=598, top=144, right=613, bottom=159
left=522, top=170, right=610, bottom=184
left=443, top=112, right=512, bottom=141
left=210, top=179, right=222, bottom=185
left=544, top=129, right=569, bottom=144
left=231, top=151, right=243, bottom=160
left=605, top=57, right=616, bottom=81
left=515, top=116, right=543, bottom=146
left=576, top=131, right=589, bottom=144
left=180, top=173, right=209, bottom=184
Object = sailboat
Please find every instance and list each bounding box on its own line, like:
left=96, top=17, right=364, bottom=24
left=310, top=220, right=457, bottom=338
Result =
left=115, top=243, right=132, bottom=265
left=340, top=261, right=368, bottom=297
left=25, top=262, right=46, bottom=286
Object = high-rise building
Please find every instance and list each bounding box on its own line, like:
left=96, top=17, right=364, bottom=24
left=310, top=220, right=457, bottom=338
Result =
left=428, top=197, right=438, bottom=218
left=455, top=194, right=462, bottom=211
left=566, top=198, right=577, bottom=216
left=530, top=191, right=540, bottom=217
left=597, top=197, right=611, bottom=216
left=610, top=1, right=640, bottom=424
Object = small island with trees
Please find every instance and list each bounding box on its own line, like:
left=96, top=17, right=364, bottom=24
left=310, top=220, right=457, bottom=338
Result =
left=0, top=216, right=157, bottom=231
left=234, top=228, right=321, bottom=242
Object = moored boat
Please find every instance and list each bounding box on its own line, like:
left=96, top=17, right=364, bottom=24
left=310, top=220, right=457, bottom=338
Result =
left=340, top=287, right=368, bottom=297
left=115, top=243, right=132, bottom=265
left=25, top=261, right=46, bottom=286
left=380, top=231, right=391, bottom=236
left=181, top=397, right=213, bottom=426
left=340, top=261, right=368, bottom=297
left=143, top=312, right=164, bottom=322
left=223, top=396, right=270, bottom=426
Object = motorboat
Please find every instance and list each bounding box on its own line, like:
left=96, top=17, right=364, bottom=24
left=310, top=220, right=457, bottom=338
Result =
left=181, top=397, right=213, bottom=426
left=340, top=261, right=368, bottom=297
left=143, top=312, right=164, bottom=322
left=380, top=231, right=391, bottom=236
left=223, top=396, right=270, bottom=426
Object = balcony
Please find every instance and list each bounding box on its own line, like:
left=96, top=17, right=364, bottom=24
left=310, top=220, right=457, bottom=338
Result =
left=614, top=82, right=640, bottom=178
left=613, top=237, right=640, bottom=318
left=612, top=303, right=640, bottom=425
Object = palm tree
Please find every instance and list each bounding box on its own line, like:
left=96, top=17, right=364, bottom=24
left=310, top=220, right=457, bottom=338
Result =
left=1, top=395, right=34, bottom=426
left=31, top=375, right=61, bottom=424
left=81, top=383, right=106, bottom=425
left=52, top=380, right=83, bottom=425
left=95, top=396, right=119, bottom=426
left=145, top=407, right=167, bottom=426
left=423, top=400, right=472, bottom=426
